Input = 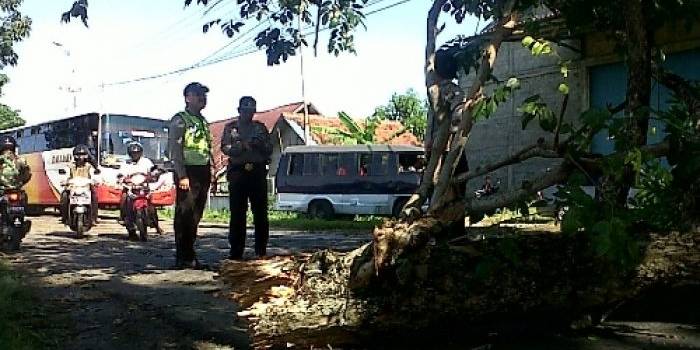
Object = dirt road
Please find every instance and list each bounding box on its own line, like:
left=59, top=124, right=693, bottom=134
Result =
left=3, top=214, right=371, bottom=350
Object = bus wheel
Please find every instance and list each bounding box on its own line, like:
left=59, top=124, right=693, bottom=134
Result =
left=392, top=198, right=409, bottom=218
left=308, top=200, right=334, bottom=220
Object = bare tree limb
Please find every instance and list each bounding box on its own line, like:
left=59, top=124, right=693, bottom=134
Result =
left=453, top=140, right=560, bottom=184
left=467, top=164, right=573, bottom=214
left=554, top=93, right=570, bottom=149
left=429, top=1, right=519, bottom=215
left=653, top=66, right=700, bottom=113
left=403, top=0, right=449, bottom=217
left=313, top=5, right=322, bottom=56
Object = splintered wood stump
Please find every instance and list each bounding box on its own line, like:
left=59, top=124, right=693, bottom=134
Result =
left=218, top=220, right=699, bottom=349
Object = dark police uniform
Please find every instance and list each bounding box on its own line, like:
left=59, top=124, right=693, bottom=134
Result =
left=168, top=107, right=212, bottom=267
left=221, top=118, right=272, bottom=259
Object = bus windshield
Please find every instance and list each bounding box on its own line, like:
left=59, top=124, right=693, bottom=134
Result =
left=100, top=114, right=169, bottom=165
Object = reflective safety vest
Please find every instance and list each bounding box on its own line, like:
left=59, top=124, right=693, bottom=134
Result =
left=178, top=111, right=212, bottom=166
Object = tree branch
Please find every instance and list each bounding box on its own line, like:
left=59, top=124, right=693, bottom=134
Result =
left=554, top=93, right=570, bottom=149
left=652, top=66, right=700, bottom=113
left=403, top=0, right=449, bottom=217
left=429, top=1, right=519, bottom=214
left=467, top=163, right=573, bottom=214
left=453, top=140, right=560, bottom=185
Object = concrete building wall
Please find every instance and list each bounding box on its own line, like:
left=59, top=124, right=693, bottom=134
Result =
left=459, top=39, right=585, bottom=192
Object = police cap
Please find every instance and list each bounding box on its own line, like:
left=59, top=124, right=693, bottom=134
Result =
left=183, top=82, right=209, bottom=96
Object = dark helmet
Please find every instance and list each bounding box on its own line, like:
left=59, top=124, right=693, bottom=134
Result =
left=73, top=144, right=90, bottom=157
left=73, top=144, right=90, bottom=163
left=0, top=135, right=17, bottom=152
left=127, top=142, right=143, bottom=160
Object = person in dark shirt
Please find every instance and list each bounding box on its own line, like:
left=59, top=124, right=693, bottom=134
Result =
left=168, top=82, right=214, bottom=269
left=221, top=96, right=272, bottom=260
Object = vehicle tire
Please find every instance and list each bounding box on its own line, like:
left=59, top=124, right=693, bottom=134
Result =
left=75, top=213, right=85, bottom=238
left=136, top=209, right=148, bottom=242
left=0, top=225, right=20, bottom=252
left=392, top=197, right=409, bottom=218
left=308, top=200, right=334, bottom=220
left=8, top=227, right=21, bottom=251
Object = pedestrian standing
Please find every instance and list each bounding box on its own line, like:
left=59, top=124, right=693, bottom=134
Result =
left=168, top=82, right=214, bottom=269
left=221, top=96, right=272, bottom=260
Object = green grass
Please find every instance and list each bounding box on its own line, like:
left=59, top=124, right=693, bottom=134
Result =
left=0, top=261, right=66, bottom=349
left=158, top=207, right=382, bottom=231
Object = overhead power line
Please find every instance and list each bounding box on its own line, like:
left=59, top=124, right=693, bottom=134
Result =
left=103, top=0, right=412, bottom=87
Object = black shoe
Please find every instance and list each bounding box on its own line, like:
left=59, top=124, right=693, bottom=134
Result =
left=174, top=259, right=190, bottom=270
left=227, top=254, right=244, bottom=261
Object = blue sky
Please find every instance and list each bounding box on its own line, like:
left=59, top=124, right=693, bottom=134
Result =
left=1, top=0, right=478, bottom=125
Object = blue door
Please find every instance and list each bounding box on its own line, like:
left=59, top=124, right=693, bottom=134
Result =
left=588, top=49, right=700, bottom=155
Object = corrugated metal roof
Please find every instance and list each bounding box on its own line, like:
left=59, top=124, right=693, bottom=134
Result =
left=283, top=144, right=424, bottom=153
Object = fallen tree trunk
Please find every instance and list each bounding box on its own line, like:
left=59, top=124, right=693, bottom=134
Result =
left=220, top=222, right=699, bottom=349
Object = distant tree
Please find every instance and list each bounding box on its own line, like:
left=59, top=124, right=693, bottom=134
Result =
left=373, top=89, right=428, bottom=141
left=0, top=1, right=31, bottom=131
left=331, top=112, right=382, bottom=145
left=330, top=112, right=406, bottom=145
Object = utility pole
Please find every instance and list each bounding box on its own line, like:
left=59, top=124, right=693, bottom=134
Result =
left=53, top=41, right=81, bottom=113
left=298, top=6, right=310, bottom=144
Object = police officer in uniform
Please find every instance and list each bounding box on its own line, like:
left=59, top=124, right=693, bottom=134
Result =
left=0, top=135, right=31, bottom=192
left=221, top=96, right=272, bottom=260
left=168, top=82, right=213, bottom=269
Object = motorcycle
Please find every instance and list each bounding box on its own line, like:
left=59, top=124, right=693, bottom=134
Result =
left=122, top=171, right=156, bottom=242
left=0, top=189, right=31, bottom=252
left=474, top=179, right=501, bottom=199
left=64, top=176, right=95, bottom=238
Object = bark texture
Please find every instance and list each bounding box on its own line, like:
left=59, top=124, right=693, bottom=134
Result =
left=221, top=227, right=700, bottom=349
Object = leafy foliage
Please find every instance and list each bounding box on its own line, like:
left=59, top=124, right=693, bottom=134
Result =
left=331, top=111, right=384, bottom=145
left=372, top=89, right=427, bottom=141
left=473, top=77, right=520, bottom=121
left=64, top=0, right=371, bottom=65
left=0, top=0, right=31, bottom=69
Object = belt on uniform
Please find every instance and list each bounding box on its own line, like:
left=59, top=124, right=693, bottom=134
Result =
left=229, top=162, right=265, bottom=172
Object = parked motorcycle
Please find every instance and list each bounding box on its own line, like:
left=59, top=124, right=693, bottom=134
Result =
left=0, top=189, right=31, bottom=252
left=474, top=179, right=501, bottom=199
left=64, top=176, right=95, bottom=238
left=122, top=171, right=155, bottom=242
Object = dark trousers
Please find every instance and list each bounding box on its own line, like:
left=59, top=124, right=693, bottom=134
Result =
left=228, top=166, right=269, bottom=258
left=60, top=188, right=98, bottom=223
left=174, top=166, right=210, bottom=262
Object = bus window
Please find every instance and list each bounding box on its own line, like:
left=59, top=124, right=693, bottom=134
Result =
left=359, top=154, right=371, bottom=176
left=303, top=154, right=320, bottom=176
left=339, top=153, right=355, bottom=176
left=372, top=153, right=390, bottom=176
left=322, top=153, right=340, bottom=176
left=289, top=154, right=304, bottom=175
left=100, top=114, right=169, bottom=165
left=398, top=153, right=423, bottom=173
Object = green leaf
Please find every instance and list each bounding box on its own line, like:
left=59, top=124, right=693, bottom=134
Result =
left=521, top=36, right=535, bottom=48
left=521, top=112, right=535, bottom=130
left=532, top=41, right=544, bottom=55
left=523, top=94, right=541, bottom=104
left=560, top=64, right=569, bottom=78
left=541, top=43, right=552, bottom=55
left=558, top=83, right=569, bottom=95
left=506, top=77, right=520, bottom=89
left=592, top=221, right=613, bottom=256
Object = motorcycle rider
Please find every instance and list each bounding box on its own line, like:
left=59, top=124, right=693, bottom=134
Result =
left=60, top=144, right=100, bottom=225
left=0, top=135, right=31, bottom=196
left=118, top=142, right=164, bottom=235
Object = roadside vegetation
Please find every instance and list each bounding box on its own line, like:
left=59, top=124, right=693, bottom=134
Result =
left=158, top=207, right=382, bottom=231
left=0, top=261, right=67, bottom=349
